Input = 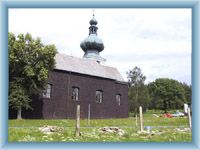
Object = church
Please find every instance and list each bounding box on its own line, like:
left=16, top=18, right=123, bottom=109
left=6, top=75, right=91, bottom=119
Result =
left=11, top=14, right=129, bottom=119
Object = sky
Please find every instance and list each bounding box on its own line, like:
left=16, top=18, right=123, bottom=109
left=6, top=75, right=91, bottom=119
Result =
left=9, top=8, right=192, bottom=85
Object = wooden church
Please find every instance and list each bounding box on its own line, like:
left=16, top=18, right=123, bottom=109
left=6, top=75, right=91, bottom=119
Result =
left=10, top=14, right=128, bottom=119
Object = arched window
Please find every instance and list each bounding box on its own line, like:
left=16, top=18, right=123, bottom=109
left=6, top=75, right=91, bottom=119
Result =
left=96, top=90, right=103, bottom=103
left=116, top=94, right=121, bottom=106
left=72, top=87, right=79, bottom=101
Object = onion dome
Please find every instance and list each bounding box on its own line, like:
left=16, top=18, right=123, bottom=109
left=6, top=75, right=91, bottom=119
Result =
left=80, top=34, right=104, bottom=52
left=89, top=17, right=98, bottom=25
left=80, top=14, right=104, bottom=53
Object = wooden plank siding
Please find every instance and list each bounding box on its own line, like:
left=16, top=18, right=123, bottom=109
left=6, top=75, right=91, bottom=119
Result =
left=9, top=69, right=128, bottom=119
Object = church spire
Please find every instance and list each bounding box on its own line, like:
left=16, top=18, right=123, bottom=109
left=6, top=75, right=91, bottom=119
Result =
left=80, top=11, right=106, bottom=64
left=89, top=12, right=98, bottom=35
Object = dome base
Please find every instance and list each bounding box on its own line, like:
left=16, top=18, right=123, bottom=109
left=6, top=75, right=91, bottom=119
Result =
left=83, top=50, right=106, bottom=64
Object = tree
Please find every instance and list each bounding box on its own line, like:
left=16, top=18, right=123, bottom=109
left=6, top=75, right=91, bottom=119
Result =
left=127, top=67, right=150, bottom=114
left=148, top=78, right=186, bottom=113
left=181, top=82, right=192, bottom=105
left=127, top=66, right=146, bottom=88
left=9, top=81, right=31, bottom=119
left=9, top=32, right=57, bottom=119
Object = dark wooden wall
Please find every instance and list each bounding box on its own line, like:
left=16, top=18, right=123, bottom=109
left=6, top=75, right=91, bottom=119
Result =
left=9, top=69, right=129, bottom=119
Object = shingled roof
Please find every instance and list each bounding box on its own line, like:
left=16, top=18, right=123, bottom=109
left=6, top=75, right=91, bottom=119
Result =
left=55, top=53, right=125, bottom=82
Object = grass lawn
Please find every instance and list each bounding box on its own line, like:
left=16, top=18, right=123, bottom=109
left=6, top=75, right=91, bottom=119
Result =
left=8, top=113, right=192, bottom=142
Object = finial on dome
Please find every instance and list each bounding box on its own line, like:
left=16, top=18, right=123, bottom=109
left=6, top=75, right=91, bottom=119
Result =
left=89, top=10, right=98, bottom=26
left=92, top=9, right=95, bottom=17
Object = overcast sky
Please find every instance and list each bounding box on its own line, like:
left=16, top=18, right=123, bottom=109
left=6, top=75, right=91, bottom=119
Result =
left=9, top=8, right=192, bottom=85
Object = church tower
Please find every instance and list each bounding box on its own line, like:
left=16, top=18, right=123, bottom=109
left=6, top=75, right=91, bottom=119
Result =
left=80, top=13, right=106, bottom=64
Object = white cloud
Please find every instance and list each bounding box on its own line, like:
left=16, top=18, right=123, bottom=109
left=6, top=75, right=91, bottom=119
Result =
left=9, top=8, right=192, bottom=85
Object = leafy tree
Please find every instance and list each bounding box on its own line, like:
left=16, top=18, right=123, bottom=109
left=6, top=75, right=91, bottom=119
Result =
left=148, top=78, right=186, bottom=113
left=181, top=82, right=192, bottom=105
left=9, top=32, right=57, bottom=119
left=9, top=81, right=31, bottom=119
left=127, top=67, right=150, bottom=114
left=127, top=66, right=146, bottom=88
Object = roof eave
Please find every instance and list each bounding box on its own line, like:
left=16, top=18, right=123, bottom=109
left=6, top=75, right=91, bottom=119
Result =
left=53, top=68, right=123, bottom=82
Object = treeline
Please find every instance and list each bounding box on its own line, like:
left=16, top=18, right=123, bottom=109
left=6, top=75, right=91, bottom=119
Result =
left=127, top=67, right=191, bottom=114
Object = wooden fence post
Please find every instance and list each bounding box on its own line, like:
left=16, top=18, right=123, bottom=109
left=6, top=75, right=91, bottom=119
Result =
left=75, top=105, right=81, bottom=136
left=139, top=106, right=144, bottom=132
left=187, top=107, right=192, bottom=130
left=88, top=104, right=91, bottom=126
left=135, top=114, right=138, bottom=127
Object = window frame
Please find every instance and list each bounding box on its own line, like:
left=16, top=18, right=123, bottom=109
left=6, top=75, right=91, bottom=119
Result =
left=96, top=90, right=103, bottom=103
left=42, top=83, right=52, bottom=99
left=72, top=86, right=79, bottom=101
left=116, top=94, right=121, bottom=106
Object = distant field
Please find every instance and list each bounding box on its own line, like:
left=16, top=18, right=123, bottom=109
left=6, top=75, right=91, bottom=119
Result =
left=8, top=113, right=192, bottom=142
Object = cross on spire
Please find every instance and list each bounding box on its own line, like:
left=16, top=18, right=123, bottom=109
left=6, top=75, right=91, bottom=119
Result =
left=92, top=9, right=95, bottom=17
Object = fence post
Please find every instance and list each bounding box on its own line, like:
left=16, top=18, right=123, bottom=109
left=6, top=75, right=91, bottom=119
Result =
left=88, top=104, right=91, bottom=126
left=139, top=106, right=144, bottom=132
left=75, top=104, right=81, bottom=136
left=187, top=107, right=192, bottom=130
left=135, top=114, right=138, bottom=127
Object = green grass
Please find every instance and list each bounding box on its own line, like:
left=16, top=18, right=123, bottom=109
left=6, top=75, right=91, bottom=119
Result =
left=8, top=113, right=192, bottom=142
